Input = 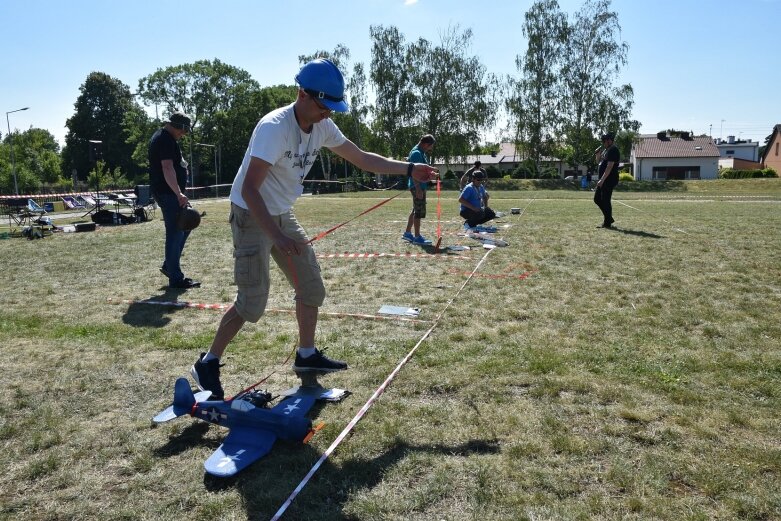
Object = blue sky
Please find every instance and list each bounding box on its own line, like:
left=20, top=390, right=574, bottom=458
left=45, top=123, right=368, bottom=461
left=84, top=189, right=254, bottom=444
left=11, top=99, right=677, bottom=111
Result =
left=2, top=0, right=779, bottom=147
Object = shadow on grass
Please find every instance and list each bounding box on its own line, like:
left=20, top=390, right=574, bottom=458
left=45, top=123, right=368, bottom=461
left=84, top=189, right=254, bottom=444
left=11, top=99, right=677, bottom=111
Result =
left=121, top=287, right=188, bottom=328
left=153, top=422, right=217, bottom=458
left=608, top=226, right=664, bottom=239
left=228, top=437, right=501, bottom=520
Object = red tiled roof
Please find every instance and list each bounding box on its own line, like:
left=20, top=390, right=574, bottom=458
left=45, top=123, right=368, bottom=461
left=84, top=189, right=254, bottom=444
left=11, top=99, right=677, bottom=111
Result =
left=633, top=135, right=719, bottom=158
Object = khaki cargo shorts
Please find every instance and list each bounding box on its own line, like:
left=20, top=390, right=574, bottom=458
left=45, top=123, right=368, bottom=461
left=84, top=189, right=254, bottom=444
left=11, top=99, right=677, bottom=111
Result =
left=230, top=204, right=325, bottom=323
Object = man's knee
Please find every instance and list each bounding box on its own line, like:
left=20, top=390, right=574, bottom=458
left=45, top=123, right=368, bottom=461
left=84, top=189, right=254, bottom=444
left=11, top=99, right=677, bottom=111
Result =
left=298, top=279, right=326, bottom=307
left=234, top=288, right=268, bottom=323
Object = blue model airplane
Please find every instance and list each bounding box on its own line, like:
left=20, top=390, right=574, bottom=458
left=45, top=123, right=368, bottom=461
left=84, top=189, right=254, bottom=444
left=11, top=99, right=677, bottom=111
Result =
left=153, top=377, right=319, bottom=477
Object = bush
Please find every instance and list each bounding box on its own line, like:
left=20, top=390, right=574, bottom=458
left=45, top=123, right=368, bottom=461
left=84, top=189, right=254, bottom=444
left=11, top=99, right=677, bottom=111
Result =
left=719, top=168, right=779, bottom=179
left=485, top=165, right=502, bottom=178
left=619, top=172, right=634, bottom=182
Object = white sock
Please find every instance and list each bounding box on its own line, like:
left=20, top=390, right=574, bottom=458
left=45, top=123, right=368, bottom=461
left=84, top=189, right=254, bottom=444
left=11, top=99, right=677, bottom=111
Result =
left=297, top=346, right=316, bottom=358
left=202, top=352, right=219, bottom=363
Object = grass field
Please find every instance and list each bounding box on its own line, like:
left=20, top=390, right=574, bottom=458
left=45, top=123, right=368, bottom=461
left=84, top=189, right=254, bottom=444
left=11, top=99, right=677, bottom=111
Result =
left=1, top=180, right=780, bottom=520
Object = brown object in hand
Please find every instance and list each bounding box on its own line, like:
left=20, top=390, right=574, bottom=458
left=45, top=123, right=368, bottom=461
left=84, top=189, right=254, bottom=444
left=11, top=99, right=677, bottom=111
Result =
left=177, top=207, right=201, bottom=231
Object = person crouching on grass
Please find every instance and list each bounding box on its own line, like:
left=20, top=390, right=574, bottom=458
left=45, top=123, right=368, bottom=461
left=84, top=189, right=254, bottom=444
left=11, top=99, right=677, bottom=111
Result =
left=459, top=170, right=496, bottom=230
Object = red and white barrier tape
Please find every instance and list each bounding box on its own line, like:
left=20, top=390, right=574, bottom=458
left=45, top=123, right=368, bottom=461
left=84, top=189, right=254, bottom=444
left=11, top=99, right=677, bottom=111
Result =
left=316, top=252, right=467, bottom=260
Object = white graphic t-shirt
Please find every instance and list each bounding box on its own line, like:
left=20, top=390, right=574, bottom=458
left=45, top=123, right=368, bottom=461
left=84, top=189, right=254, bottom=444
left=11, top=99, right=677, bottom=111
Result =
left=230, top=102, right=346, bottom=215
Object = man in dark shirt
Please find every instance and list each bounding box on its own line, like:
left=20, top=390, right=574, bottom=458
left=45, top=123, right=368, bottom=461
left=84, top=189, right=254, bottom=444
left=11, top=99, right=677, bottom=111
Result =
left=594, top=133, right=620, bottom=228
left=148, top=112, right=200, bottom=288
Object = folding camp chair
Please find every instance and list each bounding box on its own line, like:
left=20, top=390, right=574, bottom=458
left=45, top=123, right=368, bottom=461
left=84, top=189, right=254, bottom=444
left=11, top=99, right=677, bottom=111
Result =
left=27, top=199, right=46, bottom=216
left=80, top=193, right=106, bottom=217
left=2, top=198, right=35, bottom=236
left=132, top=185, right=156, bottom=221
left=62, top=196, right=85, bottom=209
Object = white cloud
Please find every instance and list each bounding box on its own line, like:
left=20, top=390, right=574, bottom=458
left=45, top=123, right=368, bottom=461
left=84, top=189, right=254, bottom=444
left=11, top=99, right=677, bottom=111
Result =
left=404, top=0, right=419, bottom=5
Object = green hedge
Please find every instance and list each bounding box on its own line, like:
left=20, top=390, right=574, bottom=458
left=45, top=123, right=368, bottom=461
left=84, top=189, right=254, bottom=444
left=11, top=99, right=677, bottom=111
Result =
left=719, top=168, right=778, bottom=179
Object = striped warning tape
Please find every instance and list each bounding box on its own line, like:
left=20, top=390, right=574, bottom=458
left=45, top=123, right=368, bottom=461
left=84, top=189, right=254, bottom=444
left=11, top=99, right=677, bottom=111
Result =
left=315, top=252, right=468, bottom=260
left=107, top=298, right=430, bottom=323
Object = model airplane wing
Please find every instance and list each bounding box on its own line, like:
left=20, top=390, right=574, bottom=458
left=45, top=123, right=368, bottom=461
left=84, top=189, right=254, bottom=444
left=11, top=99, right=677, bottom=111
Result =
left=204, top=394, right=318, bottom=476
left=204, top=426, right=277, bottom=477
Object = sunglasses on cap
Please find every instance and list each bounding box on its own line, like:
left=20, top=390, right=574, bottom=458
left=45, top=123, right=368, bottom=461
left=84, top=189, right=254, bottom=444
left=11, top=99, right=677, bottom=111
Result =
left=304, top=88, right=343, bottom=111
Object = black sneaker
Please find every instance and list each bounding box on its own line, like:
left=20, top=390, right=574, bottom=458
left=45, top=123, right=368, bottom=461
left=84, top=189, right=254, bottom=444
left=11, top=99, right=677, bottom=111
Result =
left=191, top=352, right=225, bottom=400
left=293, top=348, right=348, bottom=373
left=169, top=278, right=201, bottom=289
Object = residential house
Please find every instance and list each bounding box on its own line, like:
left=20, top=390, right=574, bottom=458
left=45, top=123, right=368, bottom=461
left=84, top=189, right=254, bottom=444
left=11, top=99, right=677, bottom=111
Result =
left=715, top=136, right=759, bottom=161
left=432, top=142, right=585, bottom=178
left=631, top=132, right=720, bottom=180
left=760, top=124, right=781, bottom=172
left=715, top=135, right=762, bottom=170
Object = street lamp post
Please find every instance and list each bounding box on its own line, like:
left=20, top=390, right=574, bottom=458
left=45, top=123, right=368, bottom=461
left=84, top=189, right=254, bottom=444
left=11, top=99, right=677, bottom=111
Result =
left=5, top=106, right=29, bottom=195
left=196, top=143, right=219, bottom=198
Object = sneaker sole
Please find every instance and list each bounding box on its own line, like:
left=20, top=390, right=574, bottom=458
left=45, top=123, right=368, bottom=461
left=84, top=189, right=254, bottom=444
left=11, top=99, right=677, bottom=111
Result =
left=292, top=365, right=348, bottom=373
left=190, top=365, right=207, bottom=391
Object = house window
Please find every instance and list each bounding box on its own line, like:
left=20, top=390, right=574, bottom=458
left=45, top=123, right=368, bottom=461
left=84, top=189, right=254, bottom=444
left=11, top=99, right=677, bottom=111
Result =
left=726, top=150, right=735, bottom=155
left=652, top=166, right=701, bottom=180
left=776, top=143, right=779, bottom=156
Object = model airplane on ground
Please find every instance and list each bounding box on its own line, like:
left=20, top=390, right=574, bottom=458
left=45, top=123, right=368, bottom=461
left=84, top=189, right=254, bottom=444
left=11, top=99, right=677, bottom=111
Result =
left=153, top=377, right=336, bottom=477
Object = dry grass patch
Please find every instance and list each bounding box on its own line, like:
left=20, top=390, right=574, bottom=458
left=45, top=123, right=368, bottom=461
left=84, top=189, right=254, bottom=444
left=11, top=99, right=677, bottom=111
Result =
left=1, top=182, right=780, bottom=520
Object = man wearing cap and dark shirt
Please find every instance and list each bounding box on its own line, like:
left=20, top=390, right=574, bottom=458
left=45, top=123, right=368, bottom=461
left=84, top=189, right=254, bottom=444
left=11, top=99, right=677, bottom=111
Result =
left=188, top=59, right=439, bottom=400
left=459, top=160, right=483, bottom=191
left=149, top=112, right=200, bottom=289
left=594, top=133, right=620, bottom=228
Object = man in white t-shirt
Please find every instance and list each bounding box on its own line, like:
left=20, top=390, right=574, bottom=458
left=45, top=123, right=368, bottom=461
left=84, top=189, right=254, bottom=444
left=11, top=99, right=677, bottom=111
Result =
left=190, top=59, right=439, bottom=399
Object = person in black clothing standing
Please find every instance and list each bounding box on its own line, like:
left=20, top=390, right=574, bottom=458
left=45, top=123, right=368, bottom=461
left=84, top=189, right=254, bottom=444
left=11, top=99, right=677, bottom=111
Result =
left=148, top=112, right=200, bottom=289
left=594, top=133, right=620, bottom=228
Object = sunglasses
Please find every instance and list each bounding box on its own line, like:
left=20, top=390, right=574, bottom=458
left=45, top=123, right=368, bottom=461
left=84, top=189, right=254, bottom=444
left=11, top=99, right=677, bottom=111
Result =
left=304, top=89, right=339, bottom=112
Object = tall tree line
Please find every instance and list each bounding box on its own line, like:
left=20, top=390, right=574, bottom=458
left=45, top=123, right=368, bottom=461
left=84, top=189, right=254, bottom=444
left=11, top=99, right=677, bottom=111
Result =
left=1, top=2, right=638, bottom=194
left=508, top=0, right=638, bottom=174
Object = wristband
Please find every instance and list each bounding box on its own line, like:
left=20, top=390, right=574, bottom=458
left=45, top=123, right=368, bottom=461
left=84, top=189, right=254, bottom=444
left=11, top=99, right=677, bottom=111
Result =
left=406, top=162, right=414, bottom=177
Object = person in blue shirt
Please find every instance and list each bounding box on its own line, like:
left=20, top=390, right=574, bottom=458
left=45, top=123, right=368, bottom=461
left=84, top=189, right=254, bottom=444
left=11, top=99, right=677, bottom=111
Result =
left=402, top=134, right=435, bottom=245
left=459, top=170, right=496, bottom=229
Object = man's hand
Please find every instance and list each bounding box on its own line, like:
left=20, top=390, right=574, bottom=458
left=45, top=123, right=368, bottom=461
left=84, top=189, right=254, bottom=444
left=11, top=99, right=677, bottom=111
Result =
left=411, top=164, right=438, bottom=183
left=273, top=234, right=302, bottom=257
left=177, top=192, right=189, bottom=208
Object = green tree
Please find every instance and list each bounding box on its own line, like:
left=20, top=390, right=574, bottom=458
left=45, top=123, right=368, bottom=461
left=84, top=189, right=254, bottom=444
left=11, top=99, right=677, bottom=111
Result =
left=369, top=25, right=414, bottom=159
left=137, top=59, right=261, bottom=187
left=62, top=72, right=140, bottom=186
left=558, top=0, right=636, bottom=171
left=409, top=25, right=502, bottom=163
left=215, top=84, right=299, bottom=185
left=122, top=104, right=158, bottom=185
left=1, top=128, right=63, bottom=193
left=369, top=25, right=500, bottom=162
left=509, top=0, right=567, bottom=168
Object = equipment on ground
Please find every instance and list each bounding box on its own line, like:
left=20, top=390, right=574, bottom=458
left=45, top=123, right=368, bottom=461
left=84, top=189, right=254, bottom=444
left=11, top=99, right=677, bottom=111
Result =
left=153, top=370, right=348, bottom=477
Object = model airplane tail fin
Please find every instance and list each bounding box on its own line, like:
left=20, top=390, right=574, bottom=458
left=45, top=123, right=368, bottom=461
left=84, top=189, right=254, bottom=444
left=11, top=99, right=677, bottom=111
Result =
left=173, top=377, right=196, bottom=416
